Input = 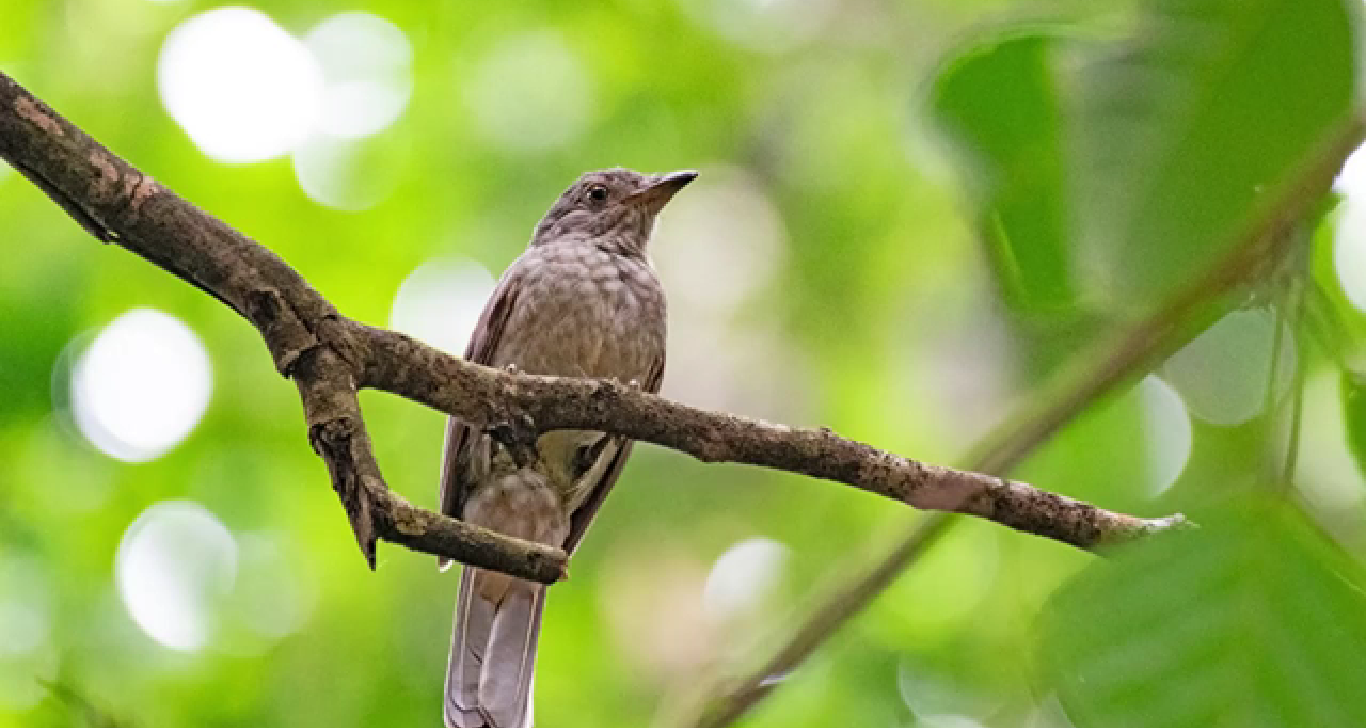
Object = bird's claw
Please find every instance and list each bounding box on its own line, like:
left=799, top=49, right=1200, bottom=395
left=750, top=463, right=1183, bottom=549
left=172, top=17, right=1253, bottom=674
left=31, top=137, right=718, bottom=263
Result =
left=488, top=410, right=539, bottom=467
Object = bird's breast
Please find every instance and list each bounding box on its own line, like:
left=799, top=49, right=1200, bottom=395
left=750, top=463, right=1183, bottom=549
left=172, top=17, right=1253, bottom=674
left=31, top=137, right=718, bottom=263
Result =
left=493, top=244, right=665, bottom=383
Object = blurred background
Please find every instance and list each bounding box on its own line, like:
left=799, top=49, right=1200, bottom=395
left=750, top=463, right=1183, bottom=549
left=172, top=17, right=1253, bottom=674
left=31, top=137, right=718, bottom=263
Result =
left=3, top=0, right=1366, bottom=726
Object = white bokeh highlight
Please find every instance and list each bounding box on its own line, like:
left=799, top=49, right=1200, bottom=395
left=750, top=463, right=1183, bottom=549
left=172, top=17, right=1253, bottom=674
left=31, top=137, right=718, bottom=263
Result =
left=1162, top=308, right=1295, bottom=427
left=1138, top=375, right=1192, bottom=495
left=289, top=13, right=412, bottom=210
left=292, top=134, right=394, bottom=211
left=158, top=7, right=322, bottom=163
left=390, top=258, right=498, bottom=355
left=1335, top=143, right=1366, bottom=311
left=463, top=30, right=594, bottom=154
left=71, top=308, right=213, bottom=462
left=116, top=501, right=238, bottom=651
left=898, top=659, right=997, bottom=724
left=304, top=12, right=412, bottom=140
left=702, top=536, right=788, bottom=621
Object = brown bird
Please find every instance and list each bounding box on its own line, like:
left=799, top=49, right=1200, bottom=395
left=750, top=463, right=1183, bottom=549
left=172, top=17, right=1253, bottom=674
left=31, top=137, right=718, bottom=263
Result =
left=441, top=167, right=695, bottom=728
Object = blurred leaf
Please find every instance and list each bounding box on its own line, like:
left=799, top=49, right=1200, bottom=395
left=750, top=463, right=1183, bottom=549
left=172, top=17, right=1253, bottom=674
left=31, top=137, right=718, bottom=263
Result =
left=930, top=29, right=1075, bottom=315
left=1072, top=0, right=1356, bottom=305
left=1043, top=501, right=1366, bottom=728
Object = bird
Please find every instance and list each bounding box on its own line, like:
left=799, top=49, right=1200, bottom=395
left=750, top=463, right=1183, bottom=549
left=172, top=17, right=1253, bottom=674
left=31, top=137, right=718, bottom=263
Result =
left=440, top=167, right=696, bottom=728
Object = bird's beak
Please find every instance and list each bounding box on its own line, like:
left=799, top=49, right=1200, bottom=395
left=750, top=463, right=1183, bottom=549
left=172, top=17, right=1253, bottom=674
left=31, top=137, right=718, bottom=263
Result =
left=632, top=170, right=698, bottom=214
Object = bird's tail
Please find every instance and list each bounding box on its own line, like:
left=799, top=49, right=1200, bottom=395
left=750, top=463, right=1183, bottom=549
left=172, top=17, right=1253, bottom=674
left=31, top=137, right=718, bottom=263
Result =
left=445, top=566, right=545, bottom=728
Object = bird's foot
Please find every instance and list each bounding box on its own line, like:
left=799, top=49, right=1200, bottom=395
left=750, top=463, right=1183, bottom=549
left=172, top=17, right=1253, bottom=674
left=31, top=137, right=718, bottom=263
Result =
left=489, top=414, right=539, bottom=468
left=487, top=363, right=540, bottom=466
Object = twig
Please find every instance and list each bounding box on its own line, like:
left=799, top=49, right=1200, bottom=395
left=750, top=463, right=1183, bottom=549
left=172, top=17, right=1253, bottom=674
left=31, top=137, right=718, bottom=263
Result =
left=0, top=70, right=1183, bottom=583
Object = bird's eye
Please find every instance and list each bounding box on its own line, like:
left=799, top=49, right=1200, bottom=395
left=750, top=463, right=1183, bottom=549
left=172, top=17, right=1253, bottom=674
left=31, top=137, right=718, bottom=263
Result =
left=587, top=185, right=608, bottom=203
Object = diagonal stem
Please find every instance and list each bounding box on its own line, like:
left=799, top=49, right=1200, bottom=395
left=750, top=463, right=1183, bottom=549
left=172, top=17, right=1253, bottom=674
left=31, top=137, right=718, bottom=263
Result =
left=674, top=112, right=1365, bottom=728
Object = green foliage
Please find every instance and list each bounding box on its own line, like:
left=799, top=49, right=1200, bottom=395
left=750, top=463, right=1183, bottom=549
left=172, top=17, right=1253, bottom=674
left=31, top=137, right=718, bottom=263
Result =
left=1072, top=0, right=1356, bottom=306
left=2, top=0, right=1366, bottom=726
left=1340, top=370, right=1366, bottom=477
left=933, top=0, right=1357, bottom=314
left=931, top=29, right=1074, bottom=315
left=1044, top=502, right=1366, bottom=728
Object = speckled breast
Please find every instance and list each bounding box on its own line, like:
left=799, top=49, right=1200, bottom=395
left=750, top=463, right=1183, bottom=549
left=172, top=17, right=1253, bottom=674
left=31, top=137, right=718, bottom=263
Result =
left=492, top=241, right=666, bottom=384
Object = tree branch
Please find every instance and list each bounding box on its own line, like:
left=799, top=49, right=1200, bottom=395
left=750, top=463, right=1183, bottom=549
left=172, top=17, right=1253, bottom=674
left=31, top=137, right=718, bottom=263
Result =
left=0, top=72, right=565, bottom=583
left=0, top=71, right=1183, bottom=585
left=362, top=325, right=1183, bottom=547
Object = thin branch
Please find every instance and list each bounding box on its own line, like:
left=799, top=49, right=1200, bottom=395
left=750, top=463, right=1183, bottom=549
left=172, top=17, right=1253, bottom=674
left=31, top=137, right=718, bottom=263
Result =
left=671, top=111, right=1365, bottom=728
left=0, top=71, right=1182, bottom=584
left=362, top=326, right=1181, bottom=547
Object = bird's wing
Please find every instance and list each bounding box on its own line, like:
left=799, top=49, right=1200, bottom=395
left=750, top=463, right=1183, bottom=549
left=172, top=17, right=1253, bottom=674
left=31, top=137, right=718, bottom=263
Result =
left=563, top=352, right=665, bottom=554
left=438, top=266, right=523, bottom=521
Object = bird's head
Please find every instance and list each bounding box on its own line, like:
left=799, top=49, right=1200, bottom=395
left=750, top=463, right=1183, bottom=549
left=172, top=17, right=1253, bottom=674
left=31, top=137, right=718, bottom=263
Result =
left=532, top=167, right=697, bottom=254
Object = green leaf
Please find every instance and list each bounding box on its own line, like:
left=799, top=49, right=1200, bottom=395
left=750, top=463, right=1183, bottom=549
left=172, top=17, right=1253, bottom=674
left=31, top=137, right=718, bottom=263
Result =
left=1072, top=0, right=1356, bottom=306
left=1043, top=502, right=1366, bottom=728
left=1340, top=369, right=1366, bottom=476
left=930, top=29, right=1076, bottom=314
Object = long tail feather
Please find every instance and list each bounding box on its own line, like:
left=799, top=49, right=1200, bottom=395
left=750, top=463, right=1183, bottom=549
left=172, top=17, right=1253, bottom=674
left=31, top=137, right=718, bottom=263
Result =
left=445, top=567, right=545, bottom=728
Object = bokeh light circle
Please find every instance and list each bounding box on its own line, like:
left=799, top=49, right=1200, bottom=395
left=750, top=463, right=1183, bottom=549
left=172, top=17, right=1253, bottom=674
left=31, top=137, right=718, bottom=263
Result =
left=292, top=134, right=400, bottom=211
left=116, top=501, right=238, bottom=651
left=1137, top=375, right=1192, bottom=495
left=898, top=658, right=999, bottom=723
left=71, top=308, right=213, bottom=462
left=1162, top=308, right=1295, bottom=427
left=389, top=258, right=497, bottom=355
left=304, top=12, right=413, bottom=140
left=1334, top=205, right=1366, bottom=313
left=702, top=536, right=788, bottom=621
left=158, top=7, right=322, bottom=163
left=1333, top=143, right=1366, bottom=311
